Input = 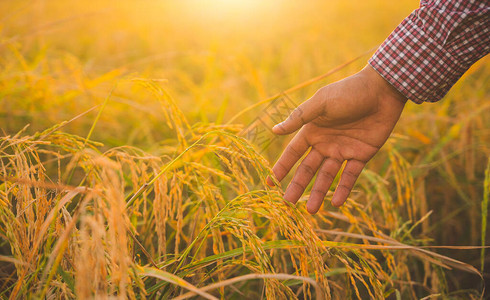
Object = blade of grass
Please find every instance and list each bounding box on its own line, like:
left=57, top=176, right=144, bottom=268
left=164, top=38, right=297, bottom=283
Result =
left=317, top=229, right=483, bottom=277
left=138, top=266, right=218, bottom=300
left=84, top=84, right=117, bottom=145
left=172, top=273, right=325, bottom=300
left=481, top=158, right=490, bottom=273
left=38, top=195, right=92, bottom=298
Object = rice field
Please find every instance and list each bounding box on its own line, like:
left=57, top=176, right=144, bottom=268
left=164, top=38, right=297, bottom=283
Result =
left=0, top=0, right=489, bottom=299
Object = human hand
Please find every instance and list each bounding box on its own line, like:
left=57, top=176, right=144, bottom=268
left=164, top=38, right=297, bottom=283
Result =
left=267, top=65, right=407, bottom=214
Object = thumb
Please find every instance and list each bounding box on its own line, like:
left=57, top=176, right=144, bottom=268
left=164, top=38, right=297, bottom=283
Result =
left=272, top=92, right=324, bottom=135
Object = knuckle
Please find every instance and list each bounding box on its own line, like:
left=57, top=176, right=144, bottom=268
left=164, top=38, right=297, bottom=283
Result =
left=285, top=145, right=301, bottom=157
left=319, top=170, right=335, bottom=182
left=343, top=169, right=358, bottom=179
left=337, top=184, right=351, bottom=192
left=316, top=86, right=330, bottom=100
left=289, top=181, right=306, bottom=191
left=311, top=189, right=327, bottom=196
left=288, top=107, right=304, bottom=123
left=275, top=161, right=289, bottom=173
left=317, top=86, right=328, bottom=95
left=299, top=163, right=315, bottom=176
left=292, top=107, right=303, bottom=116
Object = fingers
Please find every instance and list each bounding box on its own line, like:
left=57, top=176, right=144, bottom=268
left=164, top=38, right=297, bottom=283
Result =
left=331, top=160, right=365, bottom=207
left=283, top=150, right=323, bottom=204
left=267, top=133, right=309, bottom=186
left=306, top=157, right=343, bottom=214
left=272, top=91, right=325, bottom=135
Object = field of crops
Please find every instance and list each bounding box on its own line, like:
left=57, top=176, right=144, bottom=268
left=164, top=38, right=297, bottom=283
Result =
left=1, top=0, right=489, bottom=299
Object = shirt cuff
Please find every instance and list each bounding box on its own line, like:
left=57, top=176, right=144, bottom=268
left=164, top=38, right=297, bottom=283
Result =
left=367, top=2, right=490, bottom=104
left=368, top=17, right=465, bottom=104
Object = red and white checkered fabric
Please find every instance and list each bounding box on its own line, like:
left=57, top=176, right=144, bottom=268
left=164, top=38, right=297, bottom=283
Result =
left=369, top=0, right=489, bottom=103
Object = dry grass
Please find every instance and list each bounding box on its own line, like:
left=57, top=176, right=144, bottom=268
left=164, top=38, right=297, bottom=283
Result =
left=1, top=0, right=489, bottom=299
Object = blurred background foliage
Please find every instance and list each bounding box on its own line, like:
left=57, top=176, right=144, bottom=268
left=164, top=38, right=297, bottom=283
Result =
left=0, top=0, right=489, bottom=298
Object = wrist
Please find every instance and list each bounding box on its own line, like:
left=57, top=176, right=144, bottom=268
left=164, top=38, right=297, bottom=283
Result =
left=361, top=64, right=408, bottom=105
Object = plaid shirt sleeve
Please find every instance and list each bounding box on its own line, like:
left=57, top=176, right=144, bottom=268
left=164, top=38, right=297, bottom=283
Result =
left=368, top=0, right=490, bottom=104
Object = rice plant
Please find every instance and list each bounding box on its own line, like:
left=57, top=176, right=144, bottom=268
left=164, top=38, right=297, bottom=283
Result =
left=0, top=0, right=488, bottom=298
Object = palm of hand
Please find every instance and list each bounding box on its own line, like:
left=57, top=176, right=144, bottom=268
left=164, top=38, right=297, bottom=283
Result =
left=268, top=66, right=406, bottom=214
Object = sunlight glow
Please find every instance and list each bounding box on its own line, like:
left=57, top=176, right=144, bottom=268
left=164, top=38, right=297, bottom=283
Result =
left=187, top=0, right=268, bottom=18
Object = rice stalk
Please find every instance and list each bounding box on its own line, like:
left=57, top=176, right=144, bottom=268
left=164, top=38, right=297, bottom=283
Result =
left=481, top=158, right=490, bottom=273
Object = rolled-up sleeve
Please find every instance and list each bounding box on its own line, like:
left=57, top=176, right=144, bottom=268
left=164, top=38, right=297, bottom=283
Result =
left=369, top=0, right=490, bottom=104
